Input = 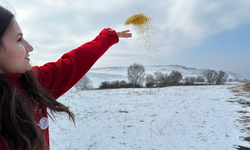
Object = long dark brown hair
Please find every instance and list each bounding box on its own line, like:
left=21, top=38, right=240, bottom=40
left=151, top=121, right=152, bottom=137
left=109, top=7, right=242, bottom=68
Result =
left=0, top=5, right=75, bottom=150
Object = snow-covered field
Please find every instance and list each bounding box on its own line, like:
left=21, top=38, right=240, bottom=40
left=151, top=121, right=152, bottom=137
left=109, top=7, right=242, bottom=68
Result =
left=49, top=82, right=250, bottom=150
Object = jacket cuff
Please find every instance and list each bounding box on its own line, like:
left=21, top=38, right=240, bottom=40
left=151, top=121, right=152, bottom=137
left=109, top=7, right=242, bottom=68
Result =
left=100, top=28, right=119, bottom=43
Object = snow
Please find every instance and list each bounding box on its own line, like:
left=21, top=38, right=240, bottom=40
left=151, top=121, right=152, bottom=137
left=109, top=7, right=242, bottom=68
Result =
left=49, top=82, right=250, bottom=150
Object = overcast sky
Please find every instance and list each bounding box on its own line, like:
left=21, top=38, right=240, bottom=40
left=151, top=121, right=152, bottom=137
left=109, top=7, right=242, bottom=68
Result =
left=1, top=0, right=250, bottom=75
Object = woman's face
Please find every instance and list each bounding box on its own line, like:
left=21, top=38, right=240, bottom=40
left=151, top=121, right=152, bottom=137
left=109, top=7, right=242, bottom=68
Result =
left=0, top=18, right=33, bottom=74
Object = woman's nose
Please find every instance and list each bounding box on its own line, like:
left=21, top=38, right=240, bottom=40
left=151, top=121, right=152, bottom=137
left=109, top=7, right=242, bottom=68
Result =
left=24, top=39, right=34, bottom=52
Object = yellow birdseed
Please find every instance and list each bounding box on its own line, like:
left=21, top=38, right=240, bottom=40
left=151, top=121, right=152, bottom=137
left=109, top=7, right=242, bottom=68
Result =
left=125, top=13, right=150, bottom=26
left=125, top=13, right=159, bottom=66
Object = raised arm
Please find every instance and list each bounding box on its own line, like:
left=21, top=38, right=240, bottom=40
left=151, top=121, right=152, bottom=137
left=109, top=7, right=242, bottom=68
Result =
left=34, top=28, right=131, bottom=99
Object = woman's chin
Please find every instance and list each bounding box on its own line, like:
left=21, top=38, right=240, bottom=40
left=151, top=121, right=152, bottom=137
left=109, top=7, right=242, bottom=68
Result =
left=24, top=64, right=33, bottom=73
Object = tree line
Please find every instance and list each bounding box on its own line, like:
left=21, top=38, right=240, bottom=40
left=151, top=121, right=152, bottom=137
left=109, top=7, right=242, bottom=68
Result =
left=98, top=63, right=229, bottom=89
left=75, top=63, right=231, bottom=90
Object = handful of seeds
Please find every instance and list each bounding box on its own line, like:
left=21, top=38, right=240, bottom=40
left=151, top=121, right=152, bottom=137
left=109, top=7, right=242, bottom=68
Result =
left=125, top=13, right=159, bottom=65
left=125, top=13, right=150, bottom=26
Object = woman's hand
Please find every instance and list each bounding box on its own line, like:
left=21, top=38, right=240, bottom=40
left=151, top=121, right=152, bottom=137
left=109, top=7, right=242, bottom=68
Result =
left=117, top=30, right=132, bottom=38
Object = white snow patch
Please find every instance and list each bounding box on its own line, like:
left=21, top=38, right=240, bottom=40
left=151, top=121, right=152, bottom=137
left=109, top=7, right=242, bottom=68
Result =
left=49, top=83, right=250, bottom=150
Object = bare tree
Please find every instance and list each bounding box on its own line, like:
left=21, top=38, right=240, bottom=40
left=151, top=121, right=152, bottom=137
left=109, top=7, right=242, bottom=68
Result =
left=189, top=77, right=196, bottom=84
left=154, top=71, right=165, bottom=83
left=168, top=70, right=183, bottom=83
left=184, top=76, right=195, bottom=84
left=216, top=70, right=228, bottom=84
left=195, top=76, right=205, bottom=82
left=203, top=69, right=218, bottom=84
left=127, top=63, right=145, bottom=87
left=164, top=74, right=170, bottom=83
left=145, top=74, right=155, bottom=87
left=183, top=77, right=189, bottom=84
left=75, top=75, right=93, bottom=91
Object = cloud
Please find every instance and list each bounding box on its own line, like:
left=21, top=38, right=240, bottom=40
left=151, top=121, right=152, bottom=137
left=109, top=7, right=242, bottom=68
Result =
left=1, top=0, right=250, bottom=75
left=161, top=0, right=250, bottom=46
left=153, top=0, right=250, bottom=65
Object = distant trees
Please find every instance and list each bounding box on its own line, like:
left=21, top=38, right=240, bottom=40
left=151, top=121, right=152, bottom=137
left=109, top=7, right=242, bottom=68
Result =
left=99, top=80, right=134, bottom=89
left=216, top=70, right=228, bottom=84
left=183, top=76, right=196, bottom=85
left=164, top=74, right=169, bottom=83
left=203, top=69, right=228, bottom=84
left=127, top=63, right=145, bottom=87
left=99, top=81, right=109, bottom=89
left=98, top=63, right=146, bottom=89
left=120, top=80, right=127, bottom=87
left=195, top=76, right=205, bottom=82
left=145, top=74, right=155, bottom=88
left=168, top=71, right=183, bottom=84
left=145, top=70, right=183, bottom=87
left=154, top=71, right=165, bottom=83
left=203, top=69, right=218, bottom=84
left=97, top=63, right=231, bottom=90
left=75, top=75, right=93, bottom=91
left=242, top=78, right=250, bottom=82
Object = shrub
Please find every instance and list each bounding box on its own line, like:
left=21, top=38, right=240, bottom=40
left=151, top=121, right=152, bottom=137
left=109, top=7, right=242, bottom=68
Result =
left=124, top=82, right=136, bottom=88
left=98, top=80, right=140, bottom=89
left=75, top=75, right=93, bottom=91
left=120, top=80, right=127, bottom=87
left=99, top=81, right=111, bottom=89
left=111, top=81, right=120, bottom=88
left=243, top=83, right=250, bottom=92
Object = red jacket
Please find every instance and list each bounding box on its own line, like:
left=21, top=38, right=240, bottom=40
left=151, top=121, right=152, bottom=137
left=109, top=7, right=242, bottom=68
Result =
left=0, top=28, right=119, bottom=149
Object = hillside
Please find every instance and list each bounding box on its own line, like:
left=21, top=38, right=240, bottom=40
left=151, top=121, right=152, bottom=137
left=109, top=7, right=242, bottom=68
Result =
left=86, top=65, right=250, bottom=88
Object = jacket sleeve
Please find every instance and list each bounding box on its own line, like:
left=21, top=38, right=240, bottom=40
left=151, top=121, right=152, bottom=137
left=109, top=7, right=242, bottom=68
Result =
left=34, top=28, right=119, bottom=99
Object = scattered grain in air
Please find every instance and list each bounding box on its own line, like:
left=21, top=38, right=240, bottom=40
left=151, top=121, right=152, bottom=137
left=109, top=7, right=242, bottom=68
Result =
left=125, top=13, right=159, bottom=67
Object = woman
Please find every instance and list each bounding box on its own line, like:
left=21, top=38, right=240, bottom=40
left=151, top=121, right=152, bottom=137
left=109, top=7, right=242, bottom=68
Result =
left=0, top=5, right=132, bottom=150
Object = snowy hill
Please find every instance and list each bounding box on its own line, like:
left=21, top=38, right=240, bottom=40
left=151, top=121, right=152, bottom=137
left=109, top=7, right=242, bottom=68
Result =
left=86, top=65, right=250, bottom=88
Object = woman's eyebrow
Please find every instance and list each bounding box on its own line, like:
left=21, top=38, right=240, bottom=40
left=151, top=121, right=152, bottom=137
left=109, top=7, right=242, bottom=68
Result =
left=16, top=32, right=23, bottom=37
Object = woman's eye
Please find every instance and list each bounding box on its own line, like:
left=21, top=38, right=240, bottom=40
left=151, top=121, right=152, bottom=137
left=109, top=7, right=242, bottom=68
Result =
left=17, top=37, right=22, bottom=42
